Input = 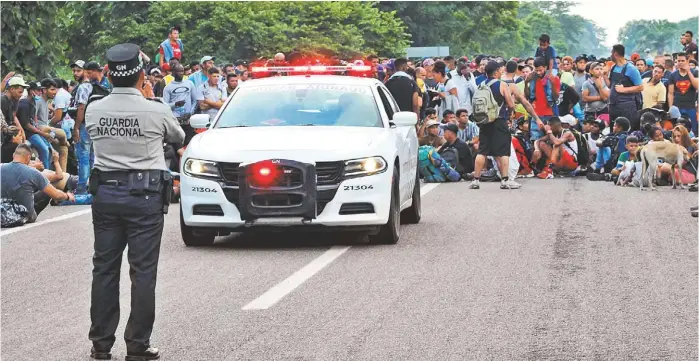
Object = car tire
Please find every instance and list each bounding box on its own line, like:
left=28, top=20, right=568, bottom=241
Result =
left=401, top=170, right=421, bottom=224
left=369, top=168, right=400, bottom=245
left=180, top=205, right=216, bottom=246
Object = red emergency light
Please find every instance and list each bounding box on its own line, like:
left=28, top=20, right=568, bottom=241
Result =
left=247, top=161, right=280, bottom=187
left=250, top=64, right=372, bottom=74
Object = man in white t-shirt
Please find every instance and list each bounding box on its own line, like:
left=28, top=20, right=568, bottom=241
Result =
left=51, top=78, right=74, bottom=140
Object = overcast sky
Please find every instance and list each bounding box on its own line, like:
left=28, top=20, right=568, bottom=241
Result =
left=570, top=0, right=699, bottom=47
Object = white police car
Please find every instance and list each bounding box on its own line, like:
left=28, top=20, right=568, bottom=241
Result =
left=180, top=66, right=420, bottom=246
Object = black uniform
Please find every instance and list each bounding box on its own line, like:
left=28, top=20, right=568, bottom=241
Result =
left=85, top=43, right=185, bottom=361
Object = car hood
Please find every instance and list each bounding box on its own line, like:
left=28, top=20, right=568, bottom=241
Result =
left=187, top=126, right=390, bottom=163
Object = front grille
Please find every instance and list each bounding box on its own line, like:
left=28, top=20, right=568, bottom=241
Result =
left=316, top=161, right=344, bottom=186
left=219, top=162, right=241, bottom=185
left=192, top=204, right=224, bottom=216
left=317, top=187, right=338, bottom=215
left=339, top=203, right=375, bottom=215
left=222, top=188, right=239, bottom=206
left=252, top=194, right=303, bottom=207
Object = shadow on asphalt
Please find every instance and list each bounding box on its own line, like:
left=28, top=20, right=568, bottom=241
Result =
left=210, top=231, right=373, bottom=249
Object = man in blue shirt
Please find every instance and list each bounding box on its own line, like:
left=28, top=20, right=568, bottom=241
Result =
left=608, top=44, right=643, bottom=131
left=535, top=34, right=558, bottom=76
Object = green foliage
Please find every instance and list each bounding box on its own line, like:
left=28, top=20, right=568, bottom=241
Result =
left=1, top=1, right=68, bottom=78
left=379, top=1, right=608, bottom=59
left=54, top=1, right=410, bottom=65
left=618, top=17, right=698, bottom=55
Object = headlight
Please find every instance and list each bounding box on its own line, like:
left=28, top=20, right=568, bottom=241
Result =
left=183, top=158, right=220, bottom=178
left=344, top=156, right=387, bottom=178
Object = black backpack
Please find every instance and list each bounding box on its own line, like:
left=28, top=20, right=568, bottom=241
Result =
left=86, top=83, right=111, bottom=109
left=563, top=129, right=590, bottom=167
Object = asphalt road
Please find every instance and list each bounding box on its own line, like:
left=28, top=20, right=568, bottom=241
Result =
left=1, top=178, right=697, bottom=360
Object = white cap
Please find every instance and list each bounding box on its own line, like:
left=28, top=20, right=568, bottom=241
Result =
left=560, top=114, right=577, bottom=127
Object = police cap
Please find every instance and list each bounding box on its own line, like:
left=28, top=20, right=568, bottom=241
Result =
left=106, top=43, right=143, bottom=78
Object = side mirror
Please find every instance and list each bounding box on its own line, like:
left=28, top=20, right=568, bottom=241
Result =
left=189, top=114, right=210, bottom=129
left=391, top=111, right=418, bottom=127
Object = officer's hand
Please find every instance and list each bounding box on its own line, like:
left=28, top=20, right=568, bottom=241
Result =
left=72, top=128, right=80, bottom=143
left=66, top=192, right=75, bottom=203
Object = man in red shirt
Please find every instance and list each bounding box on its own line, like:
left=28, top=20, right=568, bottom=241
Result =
left=526, top=56, right=560, bottom=141
left=159, top=26, right=183, bottom=67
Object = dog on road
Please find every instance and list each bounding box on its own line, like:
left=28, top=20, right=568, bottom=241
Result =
left=640, top=141, right=687, bottom=191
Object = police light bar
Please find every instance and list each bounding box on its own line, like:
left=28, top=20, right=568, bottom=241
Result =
left=250, top=65, right=372, bottom=73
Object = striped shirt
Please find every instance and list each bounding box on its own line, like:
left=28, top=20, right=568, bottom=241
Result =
left=457, top=122, right=479, bottom=142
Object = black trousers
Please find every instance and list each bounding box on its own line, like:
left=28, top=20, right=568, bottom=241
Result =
left=609, top=101, right=640, bottom=131
left=89, top=184, right=164, bottom=353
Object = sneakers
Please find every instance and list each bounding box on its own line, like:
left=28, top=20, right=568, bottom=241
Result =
left=537, top=170, right=554, bottom=179
left=469, top=179, right=480, bottom=189
left=500, top=179, right=522, bottom=189
left=518, top=171, right=535, bottom=178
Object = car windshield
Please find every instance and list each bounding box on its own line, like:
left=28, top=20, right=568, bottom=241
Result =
left=214, top=83, right=383, bottom=128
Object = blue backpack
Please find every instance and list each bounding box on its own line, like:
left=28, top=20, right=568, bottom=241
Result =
left=418, top=145, right=460, bottom=182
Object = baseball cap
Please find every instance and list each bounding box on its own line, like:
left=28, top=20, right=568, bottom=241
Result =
left=385, top=59, right=396, bottom=71
left=150, top=68, right=162, bottom=76
left=422, top=58, right=435, bottom=67
left=70, top=60, right=85, bottom=69
left=28, top=81, right=44, bottom=91
left=424, top=119, right=439, bottom=128
left=234, top=59, right=248, bottom=67
left=7, top=77, right=29, bottom=88
left=84, top=61, right=102, bottom=71
left=200, top=55, right=216, bottom=64
left=560, top=114, right=577, bottom=126
left=444, top=123, right=459, bottom=134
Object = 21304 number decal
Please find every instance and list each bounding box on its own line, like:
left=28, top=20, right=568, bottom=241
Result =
left=192, top=186, right=218, bottom=193
left=344, top=185, right=374, bottom=191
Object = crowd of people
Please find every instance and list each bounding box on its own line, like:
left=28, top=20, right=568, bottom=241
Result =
left=2, top=26, right=699, bottom=226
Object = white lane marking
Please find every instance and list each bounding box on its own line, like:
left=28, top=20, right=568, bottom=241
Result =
left=242, top=246, right=351, bottom=310
left=0, top=208, right=92, bottom=237
left=420, top=182, right=439, bottom=196
left=243, top=182, right=440, bottom=310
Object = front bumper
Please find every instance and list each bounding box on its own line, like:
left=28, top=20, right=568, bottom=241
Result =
left=181, top=161, right=392, bottom=230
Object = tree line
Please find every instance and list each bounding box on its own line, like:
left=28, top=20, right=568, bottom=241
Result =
left=1, top=1, right=691, bottom=79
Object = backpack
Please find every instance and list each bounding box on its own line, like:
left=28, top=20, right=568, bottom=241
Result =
left=472, top=79, right=502, bottom=125
left=86, top=83, right=111, bottom=109
left=418, top=145, right=460, bottom=182
left=439, top=146, right=462, bottom=174
left=563, top=129, right=589, bottom=167
left=1, top=198, right=28, bottom=228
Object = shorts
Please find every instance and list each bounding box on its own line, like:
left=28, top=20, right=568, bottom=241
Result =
left=478, top=118, right=511, bottom=157
left=556, top=150, right=578, bottom=170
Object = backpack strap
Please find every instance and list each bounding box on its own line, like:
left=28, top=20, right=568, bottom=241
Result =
left=562, top=129, right=579, bottom=158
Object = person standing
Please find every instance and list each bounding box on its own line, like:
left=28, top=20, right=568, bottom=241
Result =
left=470, top=61, right=520, bottom=190
left=85, top=43, right=185, bottom=361
left=158, top=26, right=183, bottom=67
left=608, top=44, right=644, bottom=131
left=667, top=52, right=699, bottom=134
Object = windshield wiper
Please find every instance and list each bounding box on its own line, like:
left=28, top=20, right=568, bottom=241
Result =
left=219, top=125, right=249, bottom=128
left=299, top=124, right=316, bottom=126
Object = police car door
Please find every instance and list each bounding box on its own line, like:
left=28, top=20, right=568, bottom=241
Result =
left=376, top=85, right=414, bottom=206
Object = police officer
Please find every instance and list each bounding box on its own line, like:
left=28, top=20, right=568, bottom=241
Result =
left=85, top=43, right=185, bottom=361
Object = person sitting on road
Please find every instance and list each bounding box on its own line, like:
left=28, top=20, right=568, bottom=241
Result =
left=439, top=123, right=474, bottom=177
left=609, top=135, right=640, bottom=182
left=418, top=118, right=446, bottom=148
left=590, top=116, right=630, bottom=177
left=534, top=116, right=578, bottom=179
left=0, top=144, right=75, bottom=223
